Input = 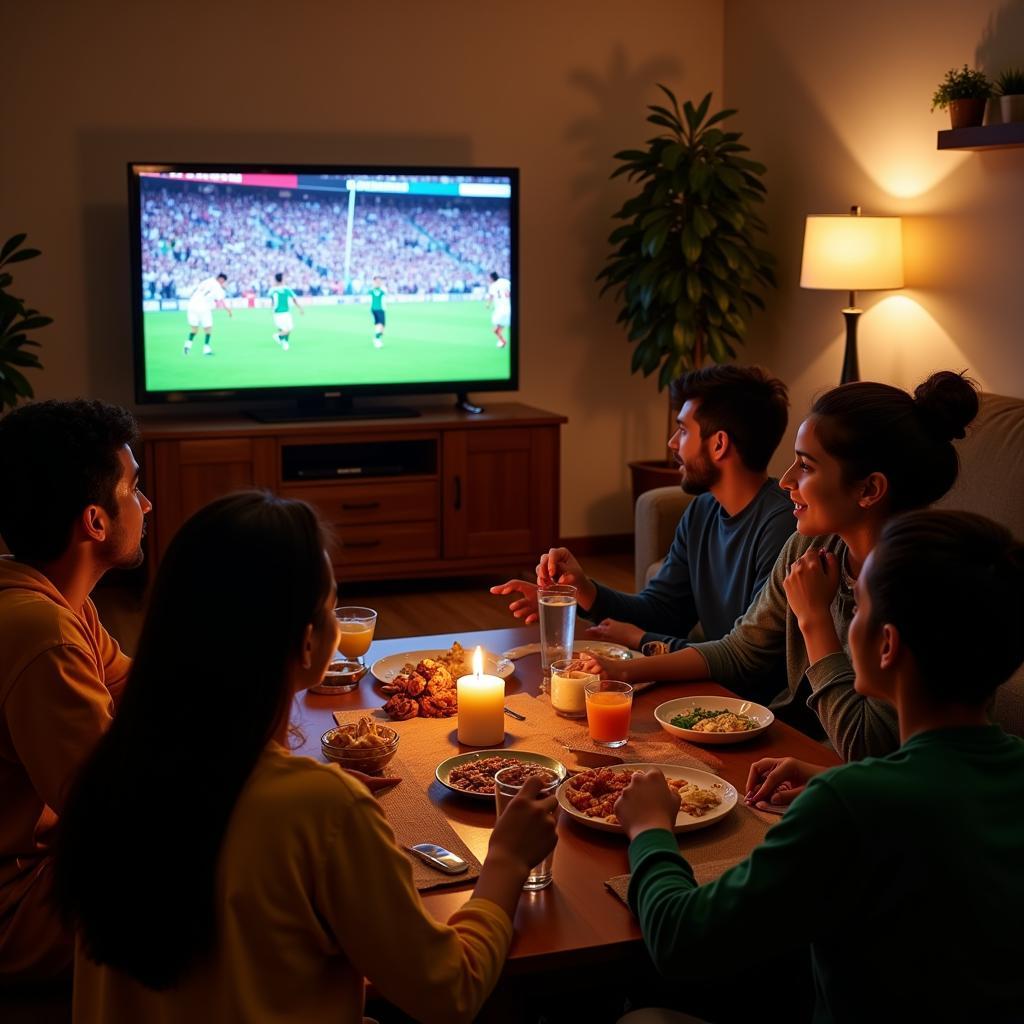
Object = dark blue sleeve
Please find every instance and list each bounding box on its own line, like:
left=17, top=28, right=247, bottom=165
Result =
left=584, top=509, right=699, bottom=641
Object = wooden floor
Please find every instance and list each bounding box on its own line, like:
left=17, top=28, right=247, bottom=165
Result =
left=93, top=552, right=636, bottom=656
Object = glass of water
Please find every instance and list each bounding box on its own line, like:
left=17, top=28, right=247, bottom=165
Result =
left=537, top=584, right=577, bottom=674
left=493, top=766, right=561, bottom=890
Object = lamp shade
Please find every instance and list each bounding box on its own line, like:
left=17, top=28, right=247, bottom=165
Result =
left=800, top=215, right=903, bottom=291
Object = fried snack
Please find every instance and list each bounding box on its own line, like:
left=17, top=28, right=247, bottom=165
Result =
left=381, top=643, right=469, bottom=720
left=382, top=695, right=420, bottom=720
left=325, top=716, right=393, bottom=750
left=435, top=641, right=468, bottom=677
left=380, top=668, right=427, bottom=697
left=448, top=756, right=555, bottom=795
left=419, top=692, right=458, bottom=718
left=564, top=768, right=721, bottom=825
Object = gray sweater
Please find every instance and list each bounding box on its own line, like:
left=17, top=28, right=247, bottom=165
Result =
left=692, top=532, right=900, bottom=761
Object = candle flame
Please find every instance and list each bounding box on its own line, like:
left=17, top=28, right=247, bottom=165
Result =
left=472, top=645, right=484, bottom=678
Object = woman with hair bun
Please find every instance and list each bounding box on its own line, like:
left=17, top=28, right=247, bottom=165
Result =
left=585, top=370, right=980, bottom=762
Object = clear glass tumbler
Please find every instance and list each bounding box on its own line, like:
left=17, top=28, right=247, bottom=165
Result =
left=493, top=766, right=561, bottom=890
left=537, top=584, right=577, bottom=675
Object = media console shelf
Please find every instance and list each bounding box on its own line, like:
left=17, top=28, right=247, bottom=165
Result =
left=140, top=403, right=566, bottom=582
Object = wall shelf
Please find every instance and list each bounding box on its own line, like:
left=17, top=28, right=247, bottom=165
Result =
left=937, top=122, right=1024, bottom=151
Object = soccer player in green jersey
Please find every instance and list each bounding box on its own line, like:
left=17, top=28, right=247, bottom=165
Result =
left=270, top=272, right=303, bottom=351
left=369, top=277, right=386, bottom=349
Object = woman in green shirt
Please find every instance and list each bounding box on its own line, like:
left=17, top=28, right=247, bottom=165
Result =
left=616, top=509, right=1024, bottom=1023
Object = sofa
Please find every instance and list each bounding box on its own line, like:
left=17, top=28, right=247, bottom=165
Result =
left=633, top=391, right=1024, bottom=735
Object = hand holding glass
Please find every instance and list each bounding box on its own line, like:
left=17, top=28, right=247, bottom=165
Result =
left=493, top=767, right=560, bottom=890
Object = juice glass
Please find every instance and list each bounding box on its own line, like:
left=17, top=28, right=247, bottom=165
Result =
left=493, top=766, right=561, bottom=890
left=548, top=658, right=596, bottom=718
left=333, top=606, right=377, bottom=680
left=584, top=680, right=633, bottom=748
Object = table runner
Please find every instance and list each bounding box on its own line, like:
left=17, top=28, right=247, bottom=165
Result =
left=328, top=749, right=482, bottom=893
left=603, top=802, right=777, bottom=903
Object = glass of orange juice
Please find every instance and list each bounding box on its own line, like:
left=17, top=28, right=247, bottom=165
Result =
left=334, top=606, right=377, bottom=675
left=584, top=680, right=633, bottom=748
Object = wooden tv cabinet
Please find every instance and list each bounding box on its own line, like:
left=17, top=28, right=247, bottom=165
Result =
left=139, top=403, right=566, bottom=582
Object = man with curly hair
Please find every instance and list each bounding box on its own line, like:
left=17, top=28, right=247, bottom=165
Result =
left=0, top=399, right=152, bottom=982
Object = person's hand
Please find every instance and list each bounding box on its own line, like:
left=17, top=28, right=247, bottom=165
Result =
left=576, top=651, right=635, bottom=682
left=488, top=775, right=558, bottom=872
left=585, top=618, right=645, bottom=650
left=783, top=548, right=840, bottom=630
left=535, top=547, right=596, bottom=609
left=489, top=579, right=539, bottom=623
left=744, top=757, right=825, bottom=808
left=342, top=768, right=401, bottom=794
left=615, top=769, right=679, bottom=840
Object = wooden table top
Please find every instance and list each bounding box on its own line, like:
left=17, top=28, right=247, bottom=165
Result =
left=291, top=625, right=841, bottom=973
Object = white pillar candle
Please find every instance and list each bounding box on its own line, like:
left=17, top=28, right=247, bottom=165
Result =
left=457, top=646, right=506, bottom=747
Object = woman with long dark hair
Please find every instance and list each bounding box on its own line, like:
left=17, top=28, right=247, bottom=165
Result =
left=586, top=370, right=979, bottom=761
left=55, top=492, right=556, bottom=1023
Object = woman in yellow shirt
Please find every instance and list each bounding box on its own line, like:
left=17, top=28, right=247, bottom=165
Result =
left=55, top=492, right=557, bottom=1024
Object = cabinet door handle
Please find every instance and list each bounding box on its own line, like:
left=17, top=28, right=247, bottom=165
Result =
left=453, top=475, right=462, bottom=511
left=341, top=539, right=382, bottom=549
left=341, top=501, right=380, bottom=511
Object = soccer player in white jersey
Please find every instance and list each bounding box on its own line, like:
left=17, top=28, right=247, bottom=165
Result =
left=184, top=273, right=232, bottom=356
left=487, top=270, right=511, bottom=349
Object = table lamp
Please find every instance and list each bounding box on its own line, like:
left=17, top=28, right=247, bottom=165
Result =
left=800, top=206, right=904, bottom=384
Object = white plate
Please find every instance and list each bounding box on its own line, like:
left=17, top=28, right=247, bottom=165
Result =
left=557, top=763, right=736, bottom=834
left=654, top=696, right=774, bottom=746
left=573, top=640, right=633, bottom=661
left=370, top=649, right=514, bottom=684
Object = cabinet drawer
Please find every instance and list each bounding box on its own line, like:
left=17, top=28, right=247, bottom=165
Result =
left=333, top=521, right=439, bottom=567
left=280, top=481, right=438, bottom=525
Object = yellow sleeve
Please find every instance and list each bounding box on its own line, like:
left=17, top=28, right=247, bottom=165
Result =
left=316, top=782, right=513, bottom=1024
left=5, top=644, right=115, bottom=813
left=82, top=599, right=132, bottom=706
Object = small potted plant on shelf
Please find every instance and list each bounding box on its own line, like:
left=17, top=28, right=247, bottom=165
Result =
left=997, top=67, right=1024, bottom=123
left=931, top=64, right=993, bottom=129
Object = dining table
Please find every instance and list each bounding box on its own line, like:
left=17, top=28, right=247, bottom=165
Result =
left=291, top=624, right=841, bottom=983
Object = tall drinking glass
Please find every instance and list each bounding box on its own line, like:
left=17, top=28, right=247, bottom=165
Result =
left=493, top=766, right=560, bottom=891
left=537, top=584, right=577, bottom=675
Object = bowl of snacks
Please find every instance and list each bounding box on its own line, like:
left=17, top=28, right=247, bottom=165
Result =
left=654, top=696, right=773, bottom=746
left=321, top=717, right=400, bottom=773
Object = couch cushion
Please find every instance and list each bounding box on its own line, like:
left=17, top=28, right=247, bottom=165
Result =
left=935, top=392, right=1024, bottom=540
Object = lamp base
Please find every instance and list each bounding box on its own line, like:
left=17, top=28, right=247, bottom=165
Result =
left=840, top=307, right=862, bottom=385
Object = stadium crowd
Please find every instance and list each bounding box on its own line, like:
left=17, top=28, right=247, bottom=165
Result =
left=139, top=184, right=510, bottom=301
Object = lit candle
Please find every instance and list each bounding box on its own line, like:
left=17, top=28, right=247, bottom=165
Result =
left=457, top=646, right=506, bottom=747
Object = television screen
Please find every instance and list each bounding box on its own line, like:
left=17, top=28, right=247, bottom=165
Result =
left=128, top=163, right=517, bottom=406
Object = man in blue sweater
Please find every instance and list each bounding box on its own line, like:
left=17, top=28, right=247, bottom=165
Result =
left=492, top=366, right=794, bottom=697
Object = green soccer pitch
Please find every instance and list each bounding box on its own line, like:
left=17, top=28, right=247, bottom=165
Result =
left=142, top=302, right=512, bottom=392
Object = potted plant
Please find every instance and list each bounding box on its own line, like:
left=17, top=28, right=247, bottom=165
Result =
left=0, top=234, right=50, bottom=412
left=598, top=88, right=775, bottom=496
left=997, top=67, right=1024, bottom=123
left=931, top=64, right=993, bottom=129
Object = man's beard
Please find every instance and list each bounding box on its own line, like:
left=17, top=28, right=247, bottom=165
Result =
left=678, top=450, right=721, bottom=495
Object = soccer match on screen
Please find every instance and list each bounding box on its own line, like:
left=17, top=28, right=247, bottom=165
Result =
left=136, top=170, right=514, bottom=394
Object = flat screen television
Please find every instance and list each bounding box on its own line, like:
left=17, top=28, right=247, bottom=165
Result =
left=128, top=162, right=518, bottom=418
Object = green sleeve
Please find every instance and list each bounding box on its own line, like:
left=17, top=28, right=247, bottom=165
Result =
left=627, top=778, right=861, bottom=978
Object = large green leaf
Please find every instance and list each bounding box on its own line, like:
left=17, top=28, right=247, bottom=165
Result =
left=4, top=249, right=42, bottom=265
left=681, top=226, right=702, bottom=264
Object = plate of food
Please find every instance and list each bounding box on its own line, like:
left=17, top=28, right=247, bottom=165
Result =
left=435, top=750, right=567, bottom=801
left=371, top=642, right=513, bottom=684
left=654, top=696, right=774, bottom=745
left=499, top=640, right=634, bottom=661
left=557, top=763, right=736, bottom=834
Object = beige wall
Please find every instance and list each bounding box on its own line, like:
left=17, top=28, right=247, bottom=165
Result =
left=4, top=0, right=724, bottom=538
left=724, top=0, right=1024, bottom=480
